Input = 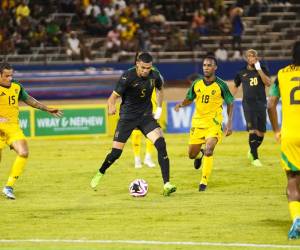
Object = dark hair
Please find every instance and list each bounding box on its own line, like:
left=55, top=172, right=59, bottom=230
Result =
left=0, top=62, right=12, bottom=74
left=203, top=55, right=218, bottom=66
left=292, top=41, right=300, bottom=66
left=136, top=52, right=153, bottom=63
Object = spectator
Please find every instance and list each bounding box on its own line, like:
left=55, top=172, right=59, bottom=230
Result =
left=215, top=42, right=228, bottom=61
left=66, top=31, right=91, bottom=63
left=105, top=27, right=121, bottom=56
left=230, top=7, right=244, bottom=50
left=85, top=0, right=101, bottom=17
left=15, top=0, right=30, bottom=25
left=231, top=48, right=243, bottom=61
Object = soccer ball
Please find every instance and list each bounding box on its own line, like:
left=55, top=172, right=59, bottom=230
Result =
left=129, top=179, right=148, bottom=197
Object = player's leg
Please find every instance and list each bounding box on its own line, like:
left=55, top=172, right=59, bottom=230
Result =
left=286, top=171, right=300, bottom=239
left=2, top=125, right=28, bottom=199
left=281, top=138, right=300, bottom=239
left=141, top=117, right=176, bottom=196
left=251, top=109, right=266, bottom=166
left=188, top=127, right=205, bottom=169
left=244, top=109, right=261, bottom=165
left=199, top=137, right=218, bottom=191
left=144, top=139, right=155, bottom=167
left=3, top=139, right=29, bottom=199
left=90, top=119, right=134, bottom=189
left=131, top=129, right=142, bottom=168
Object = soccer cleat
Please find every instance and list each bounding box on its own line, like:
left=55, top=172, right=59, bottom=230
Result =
left=251, top=159, right=263, bottom=167
left=135, top=157, right=142, bottom=168
left=199, top=183, right=207, bottom=192
left=247, top=150, right=254, bottom=161
left=90, top=172, right=103, bottom=189
left=194, top=149, right=204, bottom=170
left=144, top=158, right=155, bottom=168
left=288, top=218, right=300, bottom=240
left=163, top=182, right=177, bottom=196
left=2, top=186, right=15, bottom=199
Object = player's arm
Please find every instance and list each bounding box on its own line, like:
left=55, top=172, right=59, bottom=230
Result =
left=174, top=98, right=193, bottom=111
left=174, top=79, right=196, bottom=111
left=23, top=96, right=62, bottom=117
left=153, top=87, right=163, bottom=119
left=267, top=81, right=281, bottom=142
left=232, top=73, right=241, bottom=96
left=254, top=61, right=271, bottom=86
left=224, top=103, right=233, bottom=136
left=107, top=91, right=119, bottom=115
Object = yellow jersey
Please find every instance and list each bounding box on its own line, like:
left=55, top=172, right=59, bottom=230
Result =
left=0, top=80, right=29, bottom=124
left=186, top=76, right=234, bottom=128
left=270, top=65, right=300, bottom=139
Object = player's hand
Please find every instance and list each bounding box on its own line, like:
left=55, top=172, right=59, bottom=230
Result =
left=275, top=131, right=281, bottom=143
left=254, top=60, right=261, bottom=71
left=47, top=108, right=63, bottom=117
left=224, top=122, right=232, bottom=137
left=153, top=107, right=162, bottom=120
left=108, top=104, right=116, bottom=115
left=174, top=103, right=181, bottom=112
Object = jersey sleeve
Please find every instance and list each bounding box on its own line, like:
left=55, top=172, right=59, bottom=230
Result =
left=152, top=67, right=164, bottom=90
left=234, top=72, right=241, bottom=87
left=15, top=81, right=29, bottom=101
left=186, top=80, right=197, bottom=101
left=216, top=78, right=234, bottom=105
left=113, top=72, right=129, bottom=96
left=261, top=65, right=271, bottom=77
left=269, top=78, right=280, bottom=97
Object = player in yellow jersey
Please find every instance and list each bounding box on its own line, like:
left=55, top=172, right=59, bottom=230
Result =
left=174, top=55, right=234, bottom=191
left=131, top=89, right=158, bottom=168
left=268, top=41, right=300, bottom=239
left=0, top=62, right=62, bottom=199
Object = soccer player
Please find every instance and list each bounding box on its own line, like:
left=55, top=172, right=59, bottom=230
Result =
left=174, top=55, right=234, bottom=191
left=90, top=52, right=176, bottom=196
left=268, top=41, right=300, bottom=239
left=0, top=62, right=62, bottom=199
left=233, top=49, right=271, bottom=167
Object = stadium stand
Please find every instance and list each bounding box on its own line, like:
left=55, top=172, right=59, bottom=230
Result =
left=0, top=0, right=299, bottom=63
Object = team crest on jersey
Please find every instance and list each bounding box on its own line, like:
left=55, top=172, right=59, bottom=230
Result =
left=211, top=90, right=216, bottom=95
left=15, top=89, right=18, bottom=94
left=150, top=79, right=155, bottom=87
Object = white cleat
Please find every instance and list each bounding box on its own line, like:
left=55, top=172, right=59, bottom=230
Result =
left=144, top=158, right=155, bottom=168
left=2, top=186, right=15, bottom=200
left=135, top=157, right=142, bottom=168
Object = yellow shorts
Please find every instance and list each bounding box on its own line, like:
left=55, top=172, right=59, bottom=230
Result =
left=0, top=123, right=26, bottom=149
left=281, top=137, right=300, bottom=172
left=189, top=125, right=222, bottom=145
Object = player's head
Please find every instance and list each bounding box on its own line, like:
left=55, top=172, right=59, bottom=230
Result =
left=292, top=41, right=300, bottom=66
left=0, top=62, right=13, bottom=86
left=245, top=49, right=258, bottom=66
left=202, top=55, right=217, bottom=78
left=136, top=52, right=153, bottom=78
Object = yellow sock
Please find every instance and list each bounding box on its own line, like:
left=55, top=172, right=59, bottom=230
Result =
left=131, top=130, right=141, bottom=157
left=6, top=156, right=27, bottom=187
left=146, top=139, right=154, bottom=155
left=288, top=201, right=300, bottom=221
left=200, top=156, right=213, bottom=185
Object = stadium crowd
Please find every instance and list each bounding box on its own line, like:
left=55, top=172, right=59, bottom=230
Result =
left=0, top=0, right=293, bottom=62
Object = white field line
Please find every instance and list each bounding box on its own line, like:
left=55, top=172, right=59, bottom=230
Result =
left=0, top=239, right=300, bottom=249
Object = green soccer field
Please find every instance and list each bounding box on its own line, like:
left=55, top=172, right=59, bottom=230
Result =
left=0, top=132, right=299, bottom=250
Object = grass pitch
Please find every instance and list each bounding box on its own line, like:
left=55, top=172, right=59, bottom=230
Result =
left=0, top=132, right=299, bottom=250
